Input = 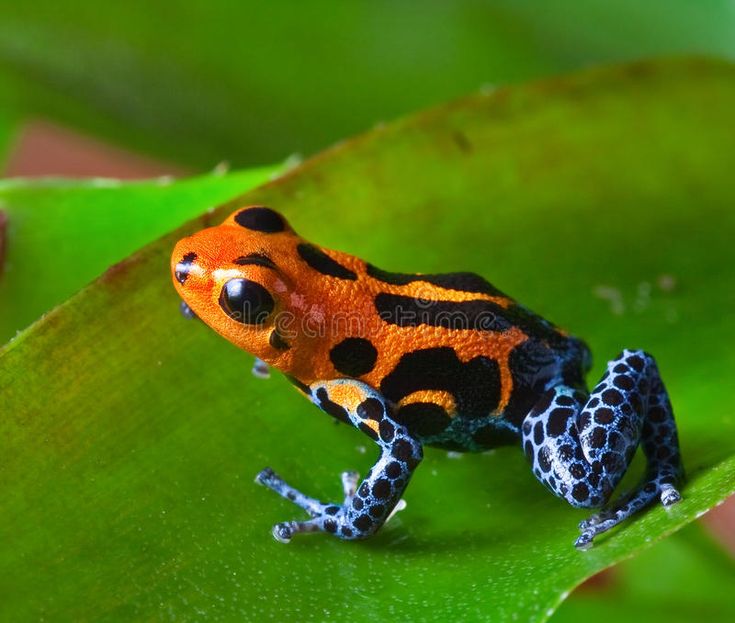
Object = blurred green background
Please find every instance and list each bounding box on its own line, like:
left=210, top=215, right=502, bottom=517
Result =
left=2, top=1, right=735, bottom=169
left=1, top=2, right=734, bottom=622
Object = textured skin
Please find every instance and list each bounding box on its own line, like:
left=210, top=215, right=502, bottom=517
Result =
left=171, top=206, right=683, bottom=548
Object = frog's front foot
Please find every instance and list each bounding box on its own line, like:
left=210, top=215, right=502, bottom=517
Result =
left=256, top=465, right=408, bottom=542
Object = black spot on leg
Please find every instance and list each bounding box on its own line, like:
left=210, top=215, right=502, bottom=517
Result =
left=353, top=514, right=373, bottom=532
left=594, top=407, right=614, bottom=424
left=547, top=408, right=572, bottom=437
left=315, top=387, right=350, bottom=424
left=570, top=463, right=586, bottom=479
left=391, top=438, right=420, bottom=469
left=602, top=388, right=624, bottom=406
left=358, top=422, right=379, bottom=441
left=234, top=206, right=287, bottom=232
left=352, top=497, right=364, bottom=511
left=356, top=398, right=384, bottom=421
left=538, top=447, right=552, bottom=472
left=533, top=421, right=544, bottom=445
left=379, top=420, right=395, bottom=442
left=572, top=482, right=589, bottom=502
left=558, top=444, right=574, bottom=462
left=372, top=479, right=391, bottom=500
left=627, top=354, right=645, bottom=372
left=524, top=440, right=534, bottom=461
left=385, top=461, right=402, bottom=479
left=370, top=504, right=385, bottom=518
left=613, top=374, right=635, bottom=391
left=297, top=243, right=357, bottom=280
left=649, top=406, right=667, bottom=423
left=590, top=427, right=607, bottom=449
left=324, top=518, right=337, bottom=533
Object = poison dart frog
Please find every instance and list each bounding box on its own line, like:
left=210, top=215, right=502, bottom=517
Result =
left=171, top=206, right=683, bottom=549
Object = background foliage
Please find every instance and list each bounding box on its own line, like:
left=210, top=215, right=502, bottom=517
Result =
left=1, top=1, right=735, bottom=167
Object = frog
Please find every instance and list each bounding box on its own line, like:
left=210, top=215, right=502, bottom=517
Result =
left=171, top=205, right=683, bottom=549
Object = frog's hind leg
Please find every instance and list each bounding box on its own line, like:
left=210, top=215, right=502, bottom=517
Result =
left=255, top=379, right=422, bottom=542
left=521, top=349, right=683, bottom=549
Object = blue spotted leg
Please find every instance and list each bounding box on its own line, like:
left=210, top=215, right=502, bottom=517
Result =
left=521, top=349, right=683, bottom=549
left=255, top=379, right=423, bottom=542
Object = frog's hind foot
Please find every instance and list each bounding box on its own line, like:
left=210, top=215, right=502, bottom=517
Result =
left=575, top=474, right=682, bottom=549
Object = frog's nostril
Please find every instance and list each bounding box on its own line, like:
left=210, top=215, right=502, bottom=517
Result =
left=175, top=252, right=198, bottom=285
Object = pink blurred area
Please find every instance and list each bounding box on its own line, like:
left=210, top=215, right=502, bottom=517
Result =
left=4, top=120, right=187, bottom=179
left=3, top=119, right=733, bottom=553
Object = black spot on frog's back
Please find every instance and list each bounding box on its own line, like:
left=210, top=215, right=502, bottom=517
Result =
left=297, top=243, right=357, bottom=280
left=234, top=206, right=287, bottom=233
left=367, top=264, right=506, bottom=296
left=380, top=347, right=501, bottom=418
left=330, top=337, right=378, bottom=376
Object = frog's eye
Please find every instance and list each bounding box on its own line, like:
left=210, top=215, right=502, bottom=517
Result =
left=219, top=279, right=274, bottom=325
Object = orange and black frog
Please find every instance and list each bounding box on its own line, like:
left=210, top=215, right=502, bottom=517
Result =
left=171, top=206, right=683, bottom=549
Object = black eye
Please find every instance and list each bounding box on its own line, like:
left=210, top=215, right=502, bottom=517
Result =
left=219, top=279, right=274, bottom=325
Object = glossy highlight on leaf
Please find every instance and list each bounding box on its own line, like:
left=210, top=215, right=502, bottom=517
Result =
left=1, top=59, right=734, bottom=621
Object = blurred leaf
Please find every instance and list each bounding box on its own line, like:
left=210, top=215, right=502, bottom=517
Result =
left=1, top=59, right=735, bottom=622
left=0, top=1, right=734, bottom=166
left=0, top=166, right=279, bottom=344
left=553, top=522, right=735, bottom=622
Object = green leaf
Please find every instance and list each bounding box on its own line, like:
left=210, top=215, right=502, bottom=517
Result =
left=554, top=522, right=735, bottom=622
left=0, top=166, right=278, bottom=344
left=1, top=59, right=734, bottom=621
left=1, top=2, right=734, bottom=166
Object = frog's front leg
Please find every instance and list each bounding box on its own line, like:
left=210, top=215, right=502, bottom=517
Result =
left=521, top=349, right=683, bottom=549
left=255, top=379, right=423, bottom=542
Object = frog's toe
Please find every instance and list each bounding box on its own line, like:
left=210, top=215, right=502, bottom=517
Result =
left=255, top=467, right=276, bottom=486
left=273, top=522, right=294, bottom=544
left=341, top=470, right=360, bottom=499
left=578, top=515, right=600, bottom=531
left=660, top=485, right=682, bottom=507
left=574, top=531, right=595, bottom=550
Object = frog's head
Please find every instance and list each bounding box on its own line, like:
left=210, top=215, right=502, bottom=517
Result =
left=171, top=206, right=299, bottom=363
